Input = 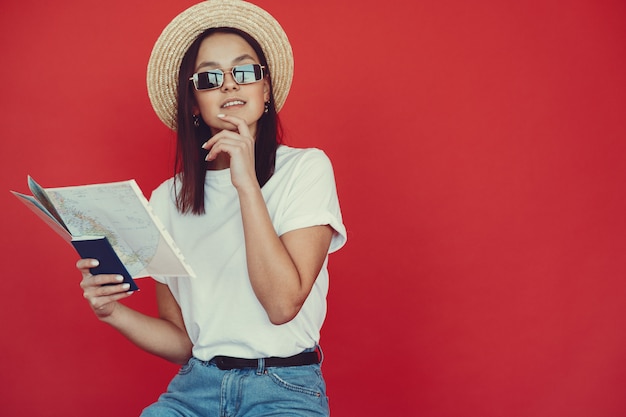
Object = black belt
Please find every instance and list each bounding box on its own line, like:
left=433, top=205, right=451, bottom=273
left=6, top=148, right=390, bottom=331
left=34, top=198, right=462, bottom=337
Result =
left=211, top=350, right=320, bottom=370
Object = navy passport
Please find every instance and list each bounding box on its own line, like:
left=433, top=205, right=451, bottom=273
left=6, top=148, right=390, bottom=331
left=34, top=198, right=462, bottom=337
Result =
left=71, top=237, right=139, bottom=291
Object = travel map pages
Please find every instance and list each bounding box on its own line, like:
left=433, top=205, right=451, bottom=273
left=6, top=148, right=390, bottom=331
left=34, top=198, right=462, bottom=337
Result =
left=11, top=176, right=196, bottom=291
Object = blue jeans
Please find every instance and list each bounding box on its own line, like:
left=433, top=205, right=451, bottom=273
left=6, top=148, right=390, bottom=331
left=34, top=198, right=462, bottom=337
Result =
left=140, top=354, right=329, bottom=416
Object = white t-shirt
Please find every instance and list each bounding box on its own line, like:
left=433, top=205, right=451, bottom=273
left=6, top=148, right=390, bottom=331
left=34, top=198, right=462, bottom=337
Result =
left=149, top=146, right=347, bottom=361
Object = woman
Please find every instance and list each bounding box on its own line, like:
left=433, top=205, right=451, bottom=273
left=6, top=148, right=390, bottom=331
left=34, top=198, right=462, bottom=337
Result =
left=77, top=1, right=346, bottom=415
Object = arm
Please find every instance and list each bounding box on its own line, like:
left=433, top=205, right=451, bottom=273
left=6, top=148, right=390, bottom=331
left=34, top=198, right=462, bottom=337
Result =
left=239, top=187, right=333, bottom=324
left=78, top=259, right=192, bottom=364
left=239, top=184, right=333, bottom=324
left=204, top=114, right=334, bottom=324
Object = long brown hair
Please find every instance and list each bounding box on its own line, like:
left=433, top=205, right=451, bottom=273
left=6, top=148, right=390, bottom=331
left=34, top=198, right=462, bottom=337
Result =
left=174, top=27, right=283, bottom=215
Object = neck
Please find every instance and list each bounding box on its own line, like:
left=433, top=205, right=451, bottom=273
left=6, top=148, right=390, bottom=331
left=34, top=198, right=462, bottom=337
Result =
left=206, top=152, right=230, bottom=170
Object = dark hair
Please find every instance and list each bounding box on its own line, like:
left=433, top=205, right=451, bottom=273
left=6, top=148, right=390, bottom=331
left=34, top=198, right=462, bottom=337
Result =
left=174, top=27, right=283, bottom=215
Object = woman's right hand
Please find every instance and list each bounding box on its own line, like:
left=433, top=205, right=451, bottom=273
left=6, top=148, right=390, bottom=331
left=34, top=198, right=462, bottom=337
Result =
left=76, top=260, right=191, bottom=364
left=77, top=259, right=134, bottom=319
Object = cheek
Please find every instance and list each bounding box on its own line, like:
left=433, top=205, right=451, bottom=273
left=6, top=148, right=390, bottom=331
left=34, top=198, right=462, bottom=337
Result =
left=195, top=98, right=221, bottom=129
left=195, top=94, right=220, bottom=118
left=247, top=84, right=269, bottom=117
left=245, top=101, right=266, bottom=128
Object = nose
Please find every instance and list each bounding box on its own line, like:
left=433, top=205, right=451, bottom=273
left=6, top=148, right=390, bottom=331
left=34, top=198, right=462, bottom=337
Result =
left=220, top=71, right=239, bottom=91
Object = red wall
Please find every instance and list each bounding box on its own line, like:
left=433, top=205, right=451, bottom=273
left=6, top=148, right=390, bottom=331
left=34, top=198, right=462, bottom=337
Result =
left=2, top=1, right=626, bottom=416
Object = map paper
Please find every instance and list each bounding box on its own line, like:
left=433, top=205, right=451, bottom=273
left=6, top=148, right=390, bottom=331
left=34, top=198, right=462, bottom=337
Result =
left=43, top=180, right=195, bottom=279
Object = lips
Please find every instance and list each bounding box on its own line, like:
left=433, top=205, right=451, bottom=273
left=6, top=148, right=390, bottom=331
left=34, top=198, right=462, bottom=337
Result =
left=221, top=99, right=246, bottom=108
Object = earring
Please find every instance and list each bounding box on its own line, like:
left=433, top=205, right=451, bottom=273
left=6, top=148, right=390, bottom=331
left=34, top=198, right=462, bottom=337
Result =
left=264, top=101, right=270, bottom=114
left=193, top=114, right=200, bottom=128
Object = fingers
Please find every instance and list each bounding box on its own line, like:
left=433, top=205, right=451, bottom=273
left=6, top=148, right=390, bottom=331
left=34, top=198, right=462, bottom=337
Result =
left=76, top=259, right=129, bottom=289
left=202, top=114, right=253, bottom=160
left=77, top=258, right=134, bottom=317
left=83, top=281, right=133, bottom=310
left=81, top=275, right=134, bottom=316
left=204, top=136, right=254, bottom=162
left=217, top=113, right=250, bottom=136
left=203, top=136, right=254, bottom=166
left=76, top=258, right=99, bottom=273
left=201, top=114, right=260, bottom=190
left=81, top=272, right=123, bottom=288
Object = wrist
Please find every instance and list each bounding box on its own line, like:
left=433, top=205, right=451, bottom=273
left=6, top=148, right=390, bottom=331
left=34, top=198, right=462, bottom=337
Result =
left=98, top=302, right=123, bottom=325
left=234, top=179, right=262, bottom=197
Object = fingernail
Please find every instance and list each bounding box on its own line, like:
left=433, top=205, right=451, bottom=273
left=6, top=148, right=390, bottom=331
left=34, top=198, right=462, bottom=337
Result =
left=90, top=259, right=100, bottom=267
left=115, top=275, right=124, bottom=282
left=202, top=141, right=208, bottom=148
left=121, top=283, right=130, bottom=290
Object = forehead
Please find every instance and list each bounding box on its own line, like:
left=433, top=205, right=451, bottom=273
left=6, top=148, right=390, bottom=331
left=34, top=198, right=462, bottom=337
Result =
left=195, top=32, right=260, bottom=68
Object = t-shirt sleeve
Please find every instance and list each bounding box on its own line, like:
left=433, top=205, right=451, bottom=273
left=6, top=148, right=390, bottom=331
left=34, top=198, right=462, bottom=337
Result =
left=276, top=149, right=347, bottom=253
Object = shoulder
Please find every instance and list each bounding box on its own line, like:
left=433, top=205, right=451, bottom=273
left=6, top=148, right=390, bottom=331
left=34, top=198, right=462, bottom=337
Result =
left=149, top=177, right=177, bottom=205
left=276, top=144, right=330, bottom=160
left=275, top=145, right=334, bottom=173
left=269, top=146, right=339, bottom=195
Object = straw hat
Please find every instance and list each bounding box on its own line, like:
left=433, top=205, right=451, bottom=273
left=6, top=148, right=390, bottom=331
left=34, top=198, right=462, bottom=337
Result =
left=147, top=0, right=294, bottom=131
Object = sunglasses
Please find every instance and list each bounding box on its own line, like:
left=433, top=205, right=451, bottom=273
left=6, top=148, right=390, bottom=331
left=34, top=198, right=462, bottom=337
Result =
left=189, top=63, right=265, bottom=91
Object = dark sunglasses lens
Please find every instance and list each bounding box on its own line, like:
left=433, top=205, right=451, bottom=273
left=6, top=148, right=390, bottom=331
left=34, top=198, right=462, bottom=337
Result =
left=233, top=64, right=263, bottom=84
left=195, top=71, right=223, bottom=90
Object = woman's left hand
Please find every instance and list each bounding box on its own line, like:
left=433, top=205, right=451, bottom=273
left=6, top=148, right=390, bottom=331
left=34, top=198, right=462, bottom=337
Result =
left=202, top=114, right=258, bottom=190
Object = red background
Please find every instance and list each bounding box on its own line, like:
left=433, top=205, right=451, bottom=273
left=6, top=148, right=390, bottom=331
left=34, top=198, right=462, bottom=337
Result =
left=1, top=0, right=626, bottom=416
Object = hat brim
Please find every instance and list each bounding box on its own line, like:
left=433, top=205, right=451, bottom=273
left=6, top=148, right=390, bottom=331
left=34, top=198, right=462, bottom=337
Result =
left=147, top=0, right=293, bottom=131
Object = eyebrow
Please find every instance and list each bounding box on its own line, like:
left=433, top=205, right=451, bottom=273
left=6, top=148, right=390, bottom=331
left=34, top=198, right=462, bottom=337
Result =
left=196, top=54, right=257, bottom=71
